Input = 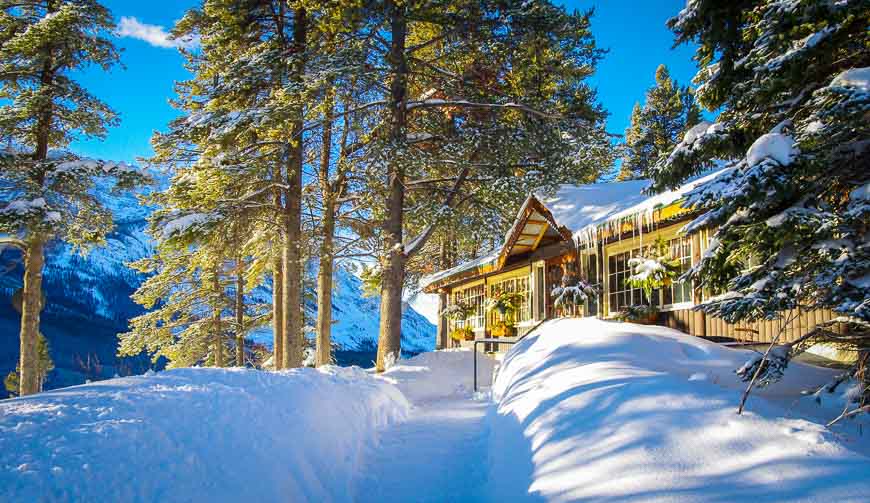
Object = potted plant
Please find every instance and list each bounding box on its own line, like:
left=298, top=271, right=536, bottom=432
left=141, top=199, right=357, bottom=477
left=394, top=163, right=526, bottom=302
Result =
left=617, top=304, right=660, bottom=324
left=450, top=326, right=475, bottom=341
left=551, top=274, right=597, bottom=315
left=486, top=291, right=524, bottom=338
left=623, top=236, right=680, bottom=323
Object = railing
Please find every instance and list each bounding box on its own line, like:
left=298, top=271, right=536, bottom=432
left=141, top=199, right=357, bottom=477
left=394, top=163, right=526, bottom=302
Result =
left=473, top=317, right=551, bottom=392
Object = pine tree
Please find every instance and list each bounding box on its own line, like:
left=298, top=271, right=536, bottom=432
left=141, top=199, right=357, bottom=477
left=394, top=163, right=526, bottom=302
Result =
left=618, top=64, right=701, bottom=180
left=0, top=0, right=145, bottom=396
left=654, top=0, right=869, bottom=419
left=363, top=0, right=614, bottom=371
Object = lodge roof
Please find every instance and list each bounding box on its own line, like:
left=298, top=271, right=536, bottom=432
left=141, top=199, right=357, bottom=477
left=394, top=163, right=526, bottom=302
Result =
left=419, top=167, right=731, bottom=292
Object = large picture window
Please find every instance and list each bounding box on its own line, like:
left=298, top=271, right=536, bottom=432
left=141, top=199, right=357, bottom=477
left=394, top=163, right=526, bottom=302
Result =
left=608, top=250, right=650, bottom=313
left=607, top=236, right=694, bottom=313
left=489, top=276, right=531, bottom=324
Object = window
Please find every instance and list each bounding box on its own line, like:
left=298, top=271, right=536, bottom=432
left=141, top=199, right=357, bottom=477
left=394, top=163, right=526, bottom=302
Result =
left=607, top=237, right=694, bottom=314
left=489, top=275, right=531, bottom=324
left=608, top=249, right=655, bottom=313
left=452, top=284, right=485, bottom=330
left=662, top=237, right=693, bottom=307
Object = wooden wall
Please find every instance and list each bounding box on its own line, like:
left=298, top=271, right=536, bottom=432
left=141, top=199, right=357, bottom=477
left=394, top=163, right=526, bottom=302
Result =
left=661, top=308, right=842, bottom=343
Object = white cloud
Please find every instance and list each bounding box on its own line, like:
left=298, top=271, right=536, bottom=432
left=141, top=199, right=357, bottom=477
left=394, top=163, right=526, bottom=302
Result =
left=117, top=16, right=198, bottom=50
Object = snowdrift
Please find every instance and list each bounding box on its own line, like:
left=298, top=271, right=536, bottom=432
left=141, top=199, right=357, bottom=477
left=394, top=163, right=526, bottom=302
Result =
left=0, top=366, right=409, bottom=502
left=490, top=318, right=870, bottom=502
left=380, top=348, right=496, bottom=403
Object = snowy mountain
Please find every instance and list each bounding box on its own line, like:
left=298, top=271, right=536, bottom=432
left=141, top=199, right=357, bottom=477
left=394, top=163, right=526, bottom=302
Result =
left=0, top=180, right=434, bottom=391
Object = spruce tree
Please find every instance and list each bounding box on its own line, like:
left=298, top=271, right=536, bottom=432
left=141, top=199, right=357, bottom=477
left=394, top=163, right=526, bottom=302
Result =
left=655, top=0, right=869, bottom=418
left=0, top=0, right=145, bottom=395
left=619, top=64, right=700, bottom=180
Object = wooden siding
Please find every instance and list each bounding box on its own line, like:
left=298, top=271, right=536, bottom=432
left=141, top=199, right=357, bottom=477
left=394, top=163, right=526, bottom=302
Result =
left=661, top=308, right=842, bottom=343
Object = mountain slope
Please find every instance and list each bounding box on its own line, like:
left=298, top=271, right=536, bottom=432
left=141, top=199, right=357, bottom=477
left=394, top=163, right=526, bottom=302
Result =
left=0, top=182, right=434, bottom=391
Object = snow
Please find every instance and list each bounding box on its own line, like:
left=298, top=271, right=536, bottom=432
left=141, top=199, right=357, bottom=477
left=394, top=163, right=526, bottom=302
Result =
left=566, top=168, right=731, bottom=246
left=538, top=178, right=650, bottom=239
left=746, top=133, right=799, bottom=167
left=628, top=257, right=665, bottom=282
left=160, top=212, right=215, bottom=238
left=2, top=322, right=868, bottom=501
left=1, top=197, right=47, bottom=215
left=379, top=348, right=495, bottom=403
left=0, top=366, right=409, bottom=502
left=490, top=318, right=870, bottom=502
left=419, top=249, right=499, bottom=290
left=831, top=67, right=870, bottom=92
left=682, top=120, right=713, bottom=144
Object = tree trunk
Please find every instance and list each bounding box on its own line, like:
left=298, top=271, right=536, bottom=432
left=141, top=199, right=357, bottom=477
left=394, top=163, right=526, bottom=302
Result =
left=19, top=2, right=56, bottom=396
left=235, top=259, right=245, bottom=367
left=315, top=211, right=334, bottom=367
left=315, top=87, right=336, bottom=367
left=213, top=267, right=224, bottom=367
left=282, top=7, right=307, bottom=369
left=18, top=237, right=45, bottom=396
left=376, top=0, right=408, bottom=372
left=272, top=254, right=284, bottom=369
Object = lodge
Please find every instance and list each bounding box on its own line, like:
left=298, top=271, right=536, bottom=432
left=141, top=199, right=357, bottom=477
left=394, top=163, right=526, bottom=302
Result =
left=420, top=169, right=844, bottom=350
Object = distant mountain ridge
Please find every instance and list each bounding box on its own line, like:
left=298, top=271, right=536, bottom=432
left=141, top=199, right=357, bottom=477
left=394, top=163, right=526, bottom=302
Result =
left=0, top=180, right=434, bottom=391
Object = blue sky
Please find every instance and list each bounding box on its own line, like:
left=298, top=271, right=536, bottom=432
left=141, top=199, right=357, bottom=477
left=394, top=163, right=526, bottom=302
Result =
left=71, top=0, right=699, bottom=165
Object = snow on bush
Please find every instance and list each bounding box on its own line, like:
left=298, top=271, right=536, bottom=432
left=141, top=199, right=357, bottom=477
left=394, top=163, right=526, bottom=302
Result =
left=488, top=318, right=870, bottom=502
left=0, top=366, right=409, bottom=502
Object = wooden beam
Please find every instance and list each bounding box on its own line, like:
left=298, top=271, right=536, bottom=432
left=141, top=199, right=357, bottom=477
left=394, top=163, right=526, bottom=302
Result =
left=530, top=220, right=550, bottom=251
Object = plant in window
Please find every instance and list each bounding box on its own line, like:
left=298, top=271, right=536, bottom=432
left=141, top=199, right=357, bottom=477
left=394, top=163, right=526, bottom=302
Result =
left=440, top=300, right=475, bottom=322
left=552, top=273, right=597, bottom=309
left=486, top=291, right=524, bottom=321
left=626, top=236, right=681, bottom=301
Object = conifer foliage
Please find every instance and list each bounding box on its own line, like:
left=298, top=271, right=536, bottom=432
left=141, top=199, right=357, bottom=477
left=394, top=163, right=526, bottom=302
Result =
left=655, top=0, right=869, bottom=417
left=619, top=64, right=700, bottom=180
left=0, top=0, right=146, bottom=395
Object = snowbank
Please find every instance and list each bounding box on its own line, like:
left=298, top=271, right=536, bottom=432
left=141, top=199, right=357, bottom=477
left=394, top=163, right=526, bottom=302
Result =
left=0, top=366, right=409, bottom=502
left=489, top=318, right=870, bottom=502
left=380, top=348, right=496, bottom=403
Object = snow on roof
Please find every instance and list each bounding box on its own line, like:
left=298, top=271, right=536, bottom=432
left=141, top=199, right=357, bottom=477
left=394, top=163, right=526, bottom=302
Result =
left=419, top=249, right=499, bottom=291
left=549, top=167, right=732, bottom=245
left=538, top=179, right=651, bottom=239
left=422, top=168, right=732, bottom=289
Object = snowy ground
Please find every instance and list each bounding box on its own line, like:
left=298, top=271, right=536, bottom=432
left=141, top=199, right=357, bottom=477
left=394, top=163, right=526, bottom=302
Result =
left=1, top=319, right=868, bottom=502
left=491, top=318, right=870, bottom=502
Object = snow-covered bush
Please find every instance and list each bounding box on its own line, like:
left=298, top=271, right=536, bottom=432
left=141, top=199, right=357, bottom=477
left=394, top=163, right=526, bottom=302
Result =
left=551, top=274, right=597, bottom=309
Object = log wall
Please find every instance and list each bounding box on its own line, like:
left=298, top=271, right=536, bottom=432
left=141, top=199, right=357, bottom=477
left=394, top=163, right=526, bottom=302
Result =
left=660, top=308, right=841, bottom=343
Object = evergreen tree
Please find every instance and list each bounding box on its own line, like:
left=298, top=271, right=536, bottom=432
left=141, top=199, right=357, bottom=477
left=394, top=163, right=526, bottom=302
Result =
left=362, top=0, right=613, bottom=371
left=618, top=64, right=700, bottom=180
left=0, top=0, right=145, bottom=396
left=654, top=0, right=869, bottom=419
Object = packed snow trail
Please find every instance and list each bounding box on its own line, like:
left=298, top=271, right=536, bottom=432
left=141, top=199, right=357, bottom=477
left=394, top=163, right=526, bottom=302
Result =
left=354, top=349, right=497, bottom=502
left=353, top=397, right=490, bottom=502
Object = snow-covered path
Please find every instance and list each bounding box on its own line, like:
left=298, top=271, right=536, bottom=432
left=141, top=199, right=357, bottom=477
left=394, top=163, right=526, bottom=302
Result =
left=353, top=397, right=491, bottom=502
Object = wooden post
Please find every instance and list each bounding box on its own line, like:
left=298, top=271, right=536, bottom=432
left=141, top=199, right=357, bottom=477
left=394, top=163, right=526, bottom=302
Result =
left=691, top=233, right=706, bottom=337
left=436, top=291, right=448, bottom=350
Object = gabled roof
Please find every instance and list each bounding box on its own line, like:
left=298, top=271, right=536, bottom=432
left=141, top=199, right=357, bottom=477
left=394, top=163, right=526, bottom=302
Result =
left=420, top=194, right=571, bottom=293
left=496, top=195, right=572, bottom=270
